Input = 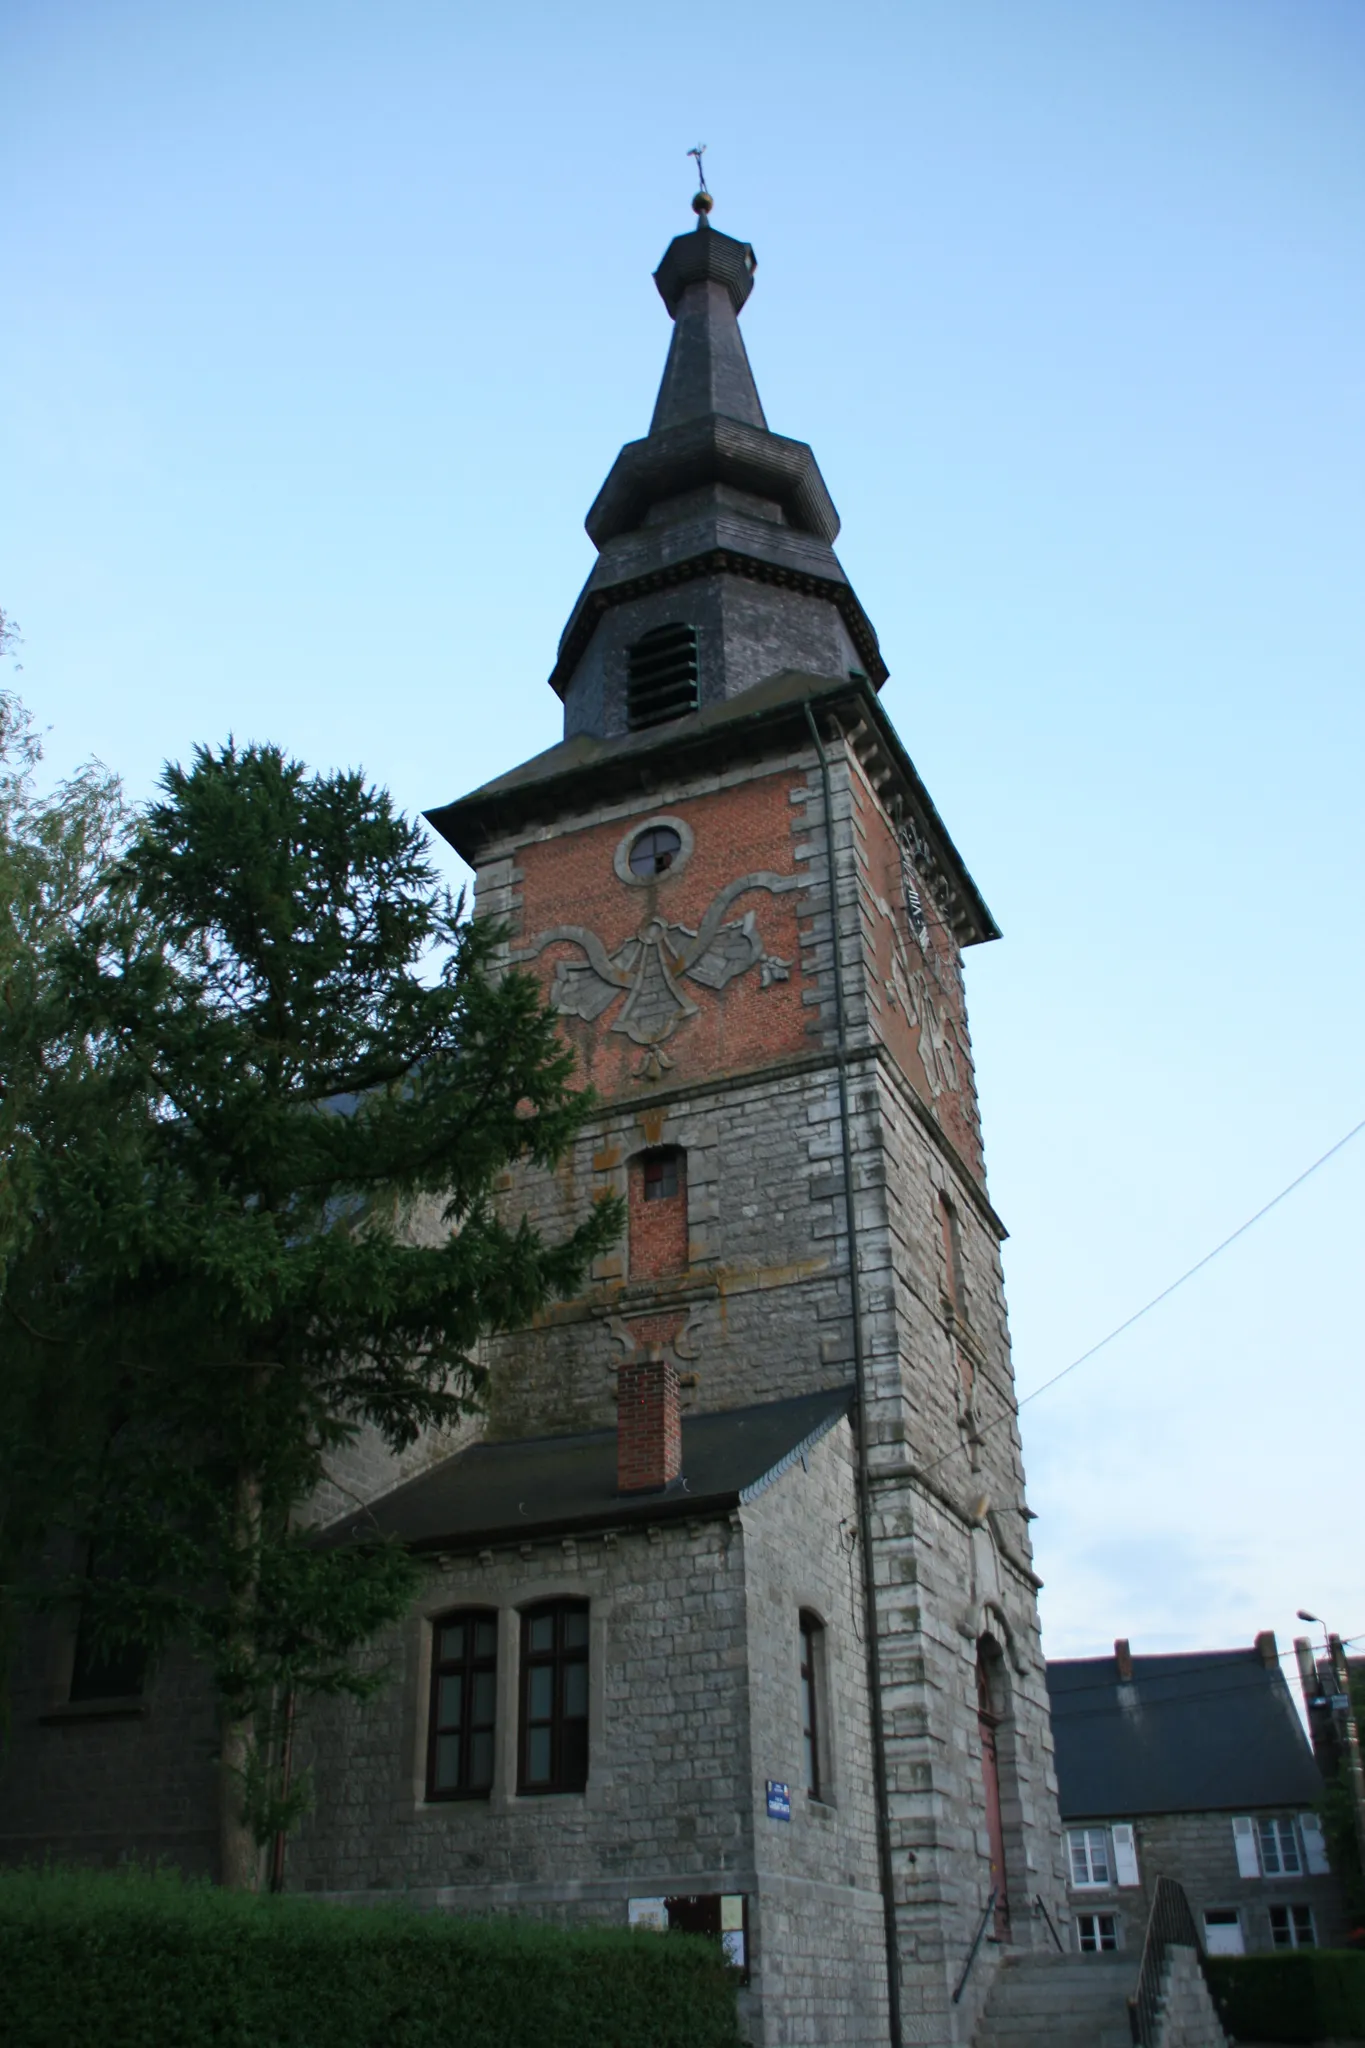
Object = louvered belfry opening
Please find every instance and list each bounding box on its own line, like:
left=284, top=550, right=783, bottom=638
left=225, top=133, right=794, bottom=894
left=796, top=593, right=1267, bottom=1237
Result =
left=626, top=623, right=699, bottom=731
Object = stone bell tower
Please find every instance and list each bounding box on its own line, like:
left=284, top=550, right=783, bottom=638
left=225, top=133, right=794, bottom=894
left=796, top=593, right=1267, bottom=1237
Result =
left=426, top=196, right=1067, bottom=2044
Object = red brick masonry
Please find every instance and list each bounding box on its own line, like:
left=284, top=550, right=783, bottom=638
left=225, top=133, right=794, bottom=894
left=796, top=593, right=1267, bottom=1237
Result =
left=616, top=1358, right=682, bottom=1494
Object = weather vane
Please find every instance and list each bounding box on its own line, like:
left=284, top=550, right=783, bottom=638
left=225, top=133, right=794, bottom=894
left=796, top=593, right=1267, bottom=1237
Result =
left=687, top=144, right=713, bottom=218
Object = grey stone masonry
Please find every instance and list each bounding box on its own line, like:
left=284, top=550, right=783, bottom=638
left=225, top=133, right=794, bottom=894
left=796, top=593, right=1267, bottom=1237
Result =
left=288, top=1419, right=893, bottom=2048
left=1155, top=1947, right=1229, bottom=2048
left=1062, top=1807, right=1348, bottom=1955
left=975, top=1953, right=1138, bottom=2048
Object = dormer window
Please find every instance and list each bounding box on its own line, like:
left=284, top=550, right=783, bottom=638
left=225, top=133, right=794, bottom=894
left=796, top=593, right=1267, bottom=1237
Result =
left=626, top=624, right=699, bottom=731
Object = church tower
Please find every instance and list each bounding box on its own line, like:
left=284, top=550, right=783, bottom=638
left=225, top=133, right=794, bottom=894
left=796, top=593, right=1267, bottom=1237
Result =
left=294, top=198, right=1068, bottom=2046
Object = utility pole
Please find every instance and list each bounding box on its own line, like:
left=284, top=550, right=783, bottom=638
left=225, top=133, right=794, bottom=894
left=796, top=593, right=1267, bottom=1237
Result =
left=1299, top=1610, right=1365, bottom=1876
left=1328, top=1633, right=1365, bottom=1873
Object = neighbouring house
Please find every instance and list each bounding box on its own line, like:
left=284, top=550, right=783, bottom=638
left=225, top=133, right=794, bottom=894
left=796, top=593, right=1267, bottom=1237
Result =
left=1047, top=1633, right=1345, bottom=1958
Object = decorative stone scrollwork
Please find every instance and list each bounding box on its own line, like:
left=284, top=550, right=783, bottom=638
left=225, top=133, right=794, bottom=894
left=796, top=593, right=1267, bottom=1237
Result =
left=518, top=872, right=799, bottom=1052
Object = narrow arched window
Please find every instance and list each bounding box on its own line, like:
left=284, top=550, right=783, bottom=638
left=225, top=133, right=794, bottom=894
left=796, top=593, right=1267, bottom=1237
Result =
left=800, top=1611, right=824, bottom=1799
left=519, top=1600, right=590, bottom=1794
left=938, top=1191, right=968, bottom=1321
left=427, top=1609, right=498, bottom=1800
left=627, top=624, right=699, bottom=731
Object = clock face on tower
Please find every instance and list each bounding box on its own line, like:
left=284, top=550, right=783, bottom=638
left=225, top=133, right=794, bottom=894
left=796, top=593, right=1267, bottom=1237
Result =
left=509, top=778, right=811, bottom=1094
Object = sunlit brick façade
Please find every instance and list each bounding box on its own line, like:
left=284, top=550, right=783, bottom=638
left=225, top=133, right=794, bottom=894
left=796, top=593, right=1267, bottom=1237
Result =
left=286, top=207, right=1070, bottom=2046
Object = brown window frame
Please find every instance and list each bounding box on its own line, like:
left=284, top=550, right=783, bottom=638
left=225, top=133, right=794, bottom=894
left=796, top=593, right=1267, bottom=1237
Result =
left=642, top=1148, right=682, bottom=1202
left=426, top=1608, right=498, bottom=1802
left=800, top=1610, right=823, bottom=1799
left=519, top=1599, right=589, bottom=1795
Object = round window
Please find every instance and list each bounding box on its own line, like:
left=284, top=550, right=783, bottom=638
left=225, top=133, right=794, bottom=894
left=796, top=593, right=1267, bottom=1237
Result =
left=627, top=825, right=683, bottom=878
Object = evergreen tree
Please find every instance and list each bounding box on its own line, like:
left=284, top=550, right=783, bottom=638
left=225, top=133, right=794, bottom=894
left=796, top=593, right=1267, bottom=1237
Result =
left=0, top=689, right=129, bottom=1715
left=5, top=738, right=620, bottom=1887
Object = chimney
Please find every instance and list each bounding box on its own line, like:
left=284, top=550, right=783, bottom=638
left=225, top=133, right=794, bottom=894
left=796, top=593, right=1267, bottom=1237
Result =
left=1255, top=1630, right=1278, bottom=1669
left=617, top=1355, right=682, bottom=1494
left=1115, top=1638, right=1133, bottom=1682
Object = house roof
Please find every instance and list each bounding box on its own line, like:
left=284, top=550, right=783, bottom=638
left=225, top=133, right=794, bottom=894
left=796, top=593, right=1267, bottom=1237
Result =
left=1046, top=1647, right=1324, bottom=1820
left=318, top=1384, right=855, bottom=1554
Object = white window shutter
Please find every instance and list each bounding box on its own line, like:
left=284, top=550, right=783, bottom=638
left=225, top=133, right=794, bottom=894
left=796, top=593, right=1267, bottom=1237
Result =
left=1300, top=1813, right=1331, bottom=1876
left=1232, top=1817, right=1260, bottom=1878
left=1111, top=1823, right=1141, bottom=1887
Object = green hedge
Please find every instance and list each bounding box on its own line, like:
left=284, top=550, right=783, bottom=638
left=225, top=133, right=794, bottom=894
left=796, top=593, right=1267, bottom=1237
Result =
left=0, top=1866, right=743, bottom=2048
left=1205, top=1950, right=1365, bottom=2043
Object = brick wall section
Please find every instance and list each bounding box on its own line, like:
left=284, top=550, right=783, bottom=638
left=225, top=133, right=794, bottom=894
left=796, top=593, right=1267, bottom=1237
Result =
left=512, top=766, right=811, bottom=1100
left=1062, top=1807, right=1349, bottom=1954
left=627, top=1152, right=688, bottom=1277
left=616, top=1358, right=682, bottom=1493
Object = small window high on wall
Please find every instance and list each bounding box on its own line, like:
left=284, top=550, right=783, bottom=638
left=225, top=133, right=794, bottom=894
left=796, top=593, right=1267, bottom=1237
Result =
left=627, top=624, right=699, bottom=731
left=799, top=1612, right=825, bottom=1799
left=629, top=1147, right=687, bottom=1278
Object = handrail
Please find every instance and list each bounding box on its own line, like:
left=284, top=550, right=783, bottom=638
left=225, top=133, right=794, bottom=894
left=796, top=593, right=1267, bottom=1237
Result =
left=1127, top=1875, right=1202, bottom=2045
left=1033, top=1893, right=1065, bottom=1954
left=952, top=1889, right=998, bottom=2006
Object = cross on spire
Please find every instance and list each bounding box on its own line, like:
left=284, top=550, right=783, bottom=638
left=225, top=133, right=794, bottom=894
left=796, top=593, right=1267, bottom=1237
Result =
left=687, top=144, right=714, bottom=219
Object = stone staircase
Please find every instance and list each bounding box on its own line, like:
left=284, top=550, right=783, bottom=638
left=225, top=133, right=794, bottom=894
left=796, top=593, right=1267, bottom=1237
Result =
left=974, top=1951, right=1137, bottom=2048
left=974, top=1944, right=1228, bottom=2048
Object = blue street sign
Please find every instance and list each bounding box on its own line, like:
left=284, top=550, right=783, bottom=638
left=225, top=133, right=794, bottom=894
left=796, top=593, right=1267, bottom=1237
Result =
left=766, top=1779, right=791, bottom=1821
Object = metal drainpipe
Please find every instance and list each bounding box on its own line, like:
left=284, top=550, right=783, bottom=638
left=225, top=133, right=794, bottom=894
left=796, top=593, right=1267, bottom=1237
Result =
left=804, top=701, right=905, bottom=2048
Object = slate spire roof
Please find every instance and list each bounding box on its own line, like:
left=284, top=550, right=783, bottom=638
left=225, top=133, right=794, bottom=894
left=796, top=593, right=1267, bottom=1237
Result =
left=548, top=206, right=885, bottom=720
left=648, top=222, right=767, bottom=433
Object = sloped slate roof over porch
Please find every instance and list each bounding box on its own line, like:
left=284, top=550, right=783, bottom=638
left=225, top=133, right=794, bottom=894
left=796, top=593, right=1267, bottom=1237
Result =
left=320, top=1384, right=855, bottom=1554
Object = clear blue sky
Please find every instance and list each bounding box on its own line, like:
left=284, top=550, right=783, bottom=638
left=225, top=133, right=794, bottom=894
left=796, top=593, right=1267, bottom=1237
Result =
left=5, top=0, right=1362, bottom=1671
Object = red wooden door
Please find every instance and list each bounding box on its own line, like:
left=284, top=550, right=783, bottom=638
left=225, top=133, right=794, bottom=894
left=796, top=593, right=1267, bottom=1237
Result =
left=978, top=1662, right=1011, bottom=1941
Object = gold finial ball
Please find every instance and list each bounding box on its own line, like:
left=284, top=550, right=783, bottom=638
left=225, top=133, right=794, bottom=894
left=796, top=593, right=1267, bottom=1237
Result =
left=692, top=189, right=714, bottom=217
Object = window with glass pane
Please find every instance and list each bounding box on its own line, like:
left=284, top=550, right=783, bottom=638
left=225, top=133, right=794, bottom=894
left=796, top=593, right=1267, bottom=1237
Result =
left=1269, top=1904, right=1315, bottom=1949
left=427, top=1611, right=498, bottom=1799
left=643, top=1150, right=680, bottom=1202
left=519, top=1601, right=589, bottom=1795
left=799, top=1613, right=823, bottom=1798
left=1068, top=1828, right=1113, bottom=1887
left=1077, top=1913, right=1118, bottom=1952
left=1258, top=1818, right=1302, bottom=1876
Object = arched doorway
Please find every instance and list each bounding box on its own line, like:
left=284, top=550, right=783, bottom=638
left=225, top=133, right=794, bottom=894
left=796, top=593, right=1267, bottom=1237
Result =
left=977, top=1639, right=1011, bottom=1941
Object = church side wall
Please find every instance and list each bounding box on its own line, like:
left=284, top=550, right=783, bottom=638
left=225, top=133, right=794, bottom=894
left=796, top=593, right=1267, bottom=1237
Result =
left=286, top=1512, right=755, bottom=1912
left=740, top=1420, right=890, bottom=2048
left=0, top=1594, right=219, bottom=1878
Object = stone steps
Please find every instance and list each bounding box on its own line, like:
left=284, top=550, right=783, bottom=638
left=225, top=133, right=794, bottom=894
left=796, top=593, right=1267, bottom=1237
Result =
left=975, top=1952, right=1135, bottom=2048
left=974, top=1945, right=1227, bottom=2048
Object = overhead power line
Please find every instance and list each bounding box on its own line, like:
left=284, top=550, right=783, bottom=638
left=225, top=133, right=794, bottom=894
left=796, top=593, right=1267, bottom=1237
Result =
left=1014, top=1113, right=1365, bottom=1418
left=917, top=1114, right=1365, bottom=1482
